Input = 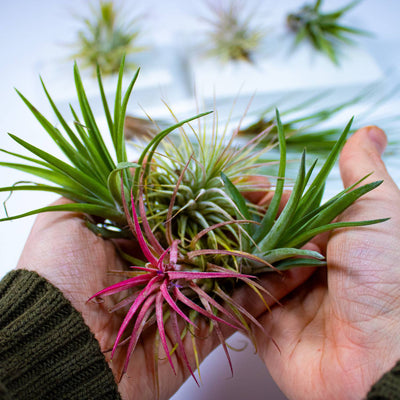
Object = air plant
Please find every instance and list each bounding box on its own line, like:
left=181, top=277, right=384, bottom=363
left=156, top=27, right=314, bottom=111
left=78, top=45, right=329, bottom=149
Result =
left=201, top=1, right=265, bottom=63
left=287, top=0, right=368, bottom=64
left=0, top=59, right=387, bottom=384
left=238, top=84, right=400, bottom=155
left=88, top=189, right=267, bottom=383
left=71, top=1, right=146, bottom=76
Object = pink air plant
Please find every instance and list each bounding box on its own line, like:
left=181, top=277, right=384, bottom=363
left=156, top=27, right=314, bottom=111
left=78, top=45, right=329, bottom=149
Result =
left=89, top=184, right=268, bottom=383
left=2, top=60, right=387, bottom=392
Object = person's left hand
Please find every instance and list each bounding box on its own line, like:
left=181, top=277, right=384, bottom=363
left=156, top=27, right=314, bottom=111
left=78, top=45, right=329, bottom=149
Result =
left=245, top=126, right=400, bottom=400
left=17, top=197, right=314, bottom=399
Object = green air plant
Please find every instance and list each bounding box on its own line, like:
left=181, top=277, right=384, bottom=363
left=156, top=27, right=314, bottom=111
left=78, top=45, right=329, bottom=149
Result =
left=287, top=0, right=368, bottom=64
left=201, top=1, right=265, bottom=63
left=238, top=84, right=400, bottom=155
left=71, top=1, right=145, bottom=76
left=0, top=60, right=388, bottom=384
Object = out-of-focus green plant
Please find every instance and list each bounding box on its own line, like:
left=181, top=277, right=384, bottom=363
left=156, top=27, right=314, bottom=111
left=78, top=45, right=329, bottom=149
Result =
left=202, top=1, right=266, bottom=63
left=287, top=0, right=368, bottom=64
left=239, top=84, right=400, bottom=155
left=71, top=1, right=146, bottom=76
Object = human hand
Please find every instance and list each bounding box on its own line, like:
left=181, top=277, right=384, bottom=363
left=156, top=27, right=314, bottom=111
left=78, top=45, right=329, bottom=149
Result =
left=251, top=126, right=400, bottom=400
left=16, top=199, right=313, bottom=399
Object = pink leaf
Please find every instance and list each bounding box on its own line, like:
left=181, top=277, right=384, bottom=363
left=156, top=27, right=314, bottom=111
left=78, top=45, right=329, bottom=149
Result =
left=123, top=294, right=156, bottom=373
left=200, top=297, right=233, bottom=376
left=170, top=310, right=199, bottom=386
left=111, top=277, right=159, bottom=358
left=187, top=249, right=275, bottom=270
left=155, top=292, right=176, bottom=374
left=157, top=246, right=171, bottom=273
left=88, top=274, right=153, bottom=301
left=160, top=280, right=196, bottom=328
left=109, top=292, right=140, bottom=313
left=190, top=283, right=245, bottom=332
left=209, top=264, right=278, bottom=302
left=111, top=291, right=146, bottom=358
left=167, top=270, right=254, bottom=280
left=190, top=219, right=259, bottom=248
left=174, top=287, right=240, bottom=331
left=130, top=265, right=158, bottom=273
left=166, top=155, right=192, bottom=245
left=143, top=275, right=162, bottom=297
left=215, top=287, right=265, bottom=333
left=169, top=240, right=180, bottom=266
left=138, top=173, right=165, bottom=255
left=131, top=191, right=158, bottom=267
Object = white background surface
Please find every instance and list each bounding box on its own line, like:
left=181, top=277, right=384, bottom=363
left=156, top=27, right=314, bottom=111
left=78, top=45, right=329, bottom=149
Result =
left=1, top=1, right=400, bottom=399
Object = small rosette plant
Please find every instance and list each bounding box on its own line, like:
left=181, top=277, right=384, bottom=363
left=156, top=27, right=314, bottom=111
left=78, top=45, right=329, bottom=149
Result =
left=287, top=0, right=369, bottom=64
left=0, top=59, right=387, bottom=385
left=71, top=1, right=146, bottom=76
left=201, top=1, right=265, bottom=63
left=238, top=82, right=400, bottom=155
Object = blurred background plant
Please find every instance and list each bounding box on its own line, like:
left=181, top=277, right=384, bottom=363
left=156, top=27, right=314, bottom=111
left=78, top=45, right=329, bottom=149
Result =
left=70, top=0, right=146, bottom=76
left=287, top=0, right=369, bottom=64
left=200, top=0, right=266, bottom=63
left=238, top=81, right=400, bottom=156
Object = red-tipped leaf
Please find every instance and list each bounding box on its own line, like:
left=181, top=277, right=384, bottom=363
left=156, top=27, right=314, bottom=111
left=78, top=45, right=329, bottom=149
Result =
left=170, top=310, right=199, bottom=386
left=160, top=280, right=196, bottom=328
left=123, top=294, right=156, bottom=373
left=131, top=192, right=159, bottom=266
left=155, top=291, right=176, bottom=374
left=173, top=287, right=241, bottom=331
left=88, top=274, right=154, bottom=301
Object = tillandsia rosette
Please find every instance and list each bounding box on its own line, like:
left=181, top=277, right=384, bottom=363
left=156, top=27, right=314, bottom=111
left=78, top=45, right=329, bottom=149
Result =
left=0, top=59, right=388, bottom=386
left=238, top=83, right=400, bottom=155
left=71, top=1, right=146, bottom=76
left=201, top=1, right=265, bottom=63
left=287, top=0, right=369, bottom=64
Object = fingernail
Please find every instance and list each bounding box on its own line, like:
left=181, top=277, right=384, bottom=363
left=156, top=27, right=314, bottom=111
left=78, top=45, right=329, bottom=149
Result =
left=366, top=126, right=387, bottom=155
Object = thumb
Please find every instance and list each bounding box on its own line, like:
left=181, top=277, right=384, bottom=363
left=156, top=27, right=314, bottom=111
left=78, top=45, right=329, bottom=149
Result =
left=338, top=125, right=400, bottom=221
left=339, top=126, right=390, bottom=188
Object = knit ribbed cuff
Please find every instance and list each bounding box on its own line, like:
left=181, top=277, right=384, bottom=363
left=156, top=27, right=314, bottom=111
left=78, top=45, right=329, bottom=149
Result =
left=367, top=360, right=400, bottom=399
left=0, top=269, right=121, bottom=400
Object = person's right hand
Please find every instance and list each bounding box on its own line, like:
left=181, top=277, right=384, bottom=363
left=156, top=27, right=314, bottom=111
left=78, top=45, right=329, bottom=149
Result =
left=251, top=126, right=400, bottom=400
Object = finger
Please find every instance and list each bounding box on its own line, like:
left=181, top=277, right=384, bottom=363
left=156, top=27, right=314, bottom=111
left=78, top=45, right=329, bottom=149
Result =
left=340, top=126, right=395, bottom=191
left=338, top=125, right=400, bottom=221
left=241, top=175, right=270, bottom=204
left=257, top=189, right=291, bottom=212
left=332, top=126, right=400, bottom=285
left=307, top=231, right=330, bottom=257
left=329, top=126, right=400, bottom=328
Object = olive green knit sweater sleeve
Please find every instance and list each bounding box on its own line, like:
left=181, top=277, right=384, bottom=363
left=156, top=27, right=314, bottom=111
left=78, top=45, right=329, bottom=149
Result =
left=367, top=361, right=400, bottom=399
left=0, top=269, right=121, bottom=400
